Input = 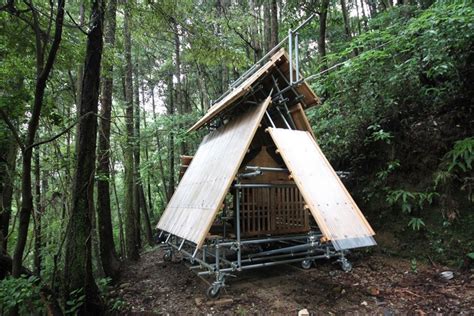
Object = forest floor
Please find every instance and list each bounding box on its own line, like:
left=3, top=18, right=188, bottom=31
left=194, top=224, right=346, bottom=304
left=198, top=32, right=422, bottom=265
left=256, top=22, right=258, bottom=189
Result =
left=114, top=247, right=474, bottom=315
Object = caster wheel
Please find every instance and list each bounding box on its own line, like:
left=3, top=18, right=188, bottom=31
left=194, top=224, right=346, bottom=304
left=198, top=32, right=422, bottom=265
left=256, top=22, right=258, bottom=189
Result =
left=301, top=259, right=312, bottom=270
left=341, top=260, right=352, bottom=272
left=207, top=286, right=221, bottom=299
left=163, top=251, right=172, bottom=262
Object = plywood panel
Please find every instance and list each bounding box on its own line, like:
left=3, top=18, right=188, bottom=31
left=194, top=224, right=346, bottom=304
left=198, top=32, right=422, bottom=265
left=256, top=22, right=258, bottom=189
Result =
left=268, top=128, right=376, bottom=250
left=157, top=97, right=271, bottom=247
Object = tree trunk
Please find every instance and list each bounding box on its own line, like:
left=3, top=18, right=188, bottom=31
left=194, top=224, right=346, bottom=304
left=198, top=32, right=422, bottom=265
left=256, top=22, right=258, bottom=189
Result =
left=111, top=160, right=126, bottom=257
left=133, top=59, right=142, bottom=250
left=63, top=0, right=105, bottom=312
left=249, top=0, right=262, bottom=61
left=96, top=0, right=121, bottom=280
left=151, top=88, right=169, bottom=203
left=174, top=22, right=188, bottom=156
left=0, top=136, right=17, bottom=251
left=195, top=64, right=209, bottom=112
left=340, top=0, right=352, bottom=40
left=75, top=0, right=85, bottom=108
left=263, top=0, right=271, bottom=53
left=135, top=84, right=154, bottom=246
left=359, top=0, right=368, bottom=29
left=12, top=0, right=65, bottom=278
left=123, top=0, right=139, bottom=261
left=354, top=0, right=363, bottom=35
left=318, top=0, right=330, bottom=70
left=366, top=0, right=377, bottom=17
left=33, top=148, right=41, bottom=277
left=166, top=76, right=176, bottom=202
left=139, top=186, right=154, bottom=246
left=270, top=0, right=278, bottom=48
left=141, top=101, right=154, bottom=219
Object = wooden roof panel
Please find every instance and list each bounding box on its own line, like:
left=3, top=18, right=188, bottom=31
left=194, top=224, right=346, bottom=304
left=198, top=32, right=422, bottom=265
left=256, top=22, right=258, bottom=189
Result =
left=268, top=128, right=376, bottom=250
left=188, top=49, right=320, bottom=132
left=157, top=97, right=272, bottom=247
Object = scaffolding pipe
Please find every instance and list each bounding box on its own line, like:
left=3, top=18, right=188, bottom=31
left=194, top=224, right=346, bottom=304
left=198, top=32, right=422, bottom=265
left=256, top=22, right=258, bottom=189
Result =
left=289, top=28, right=293, bottom=85
left=265, top=111, right=276, bottom=128
left=295, top=32, right=299, bottom=82
left=207, top=13, right=315, bottom=119
left=245, top=166, right=289, bottom=173
left=218, top=233, right=316, bottom=247
left=197, top=253, right=329, bottom=276
left=236, top=187, right=242, bottom=269
left=233, top=183, right=296, bottom=189
left=237, top=170, right=263, bottom=178
left=248, top=243, right=316, bottom=258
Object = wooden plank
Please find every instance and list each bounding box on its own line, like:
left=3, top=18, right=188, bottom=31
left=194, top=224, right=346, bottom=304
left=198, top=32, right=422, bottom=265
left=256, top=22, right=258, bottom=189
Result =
left=188, top=49, right=320, bottom=132
left=157, top=97, right=272, bottom=248
left=188, top=50, right=285, bottom=132
left=280, top=51, right=320, bottom=107
left=289, top=103, right=316, bottom=139
left=268, top=128, right=376, bottom=250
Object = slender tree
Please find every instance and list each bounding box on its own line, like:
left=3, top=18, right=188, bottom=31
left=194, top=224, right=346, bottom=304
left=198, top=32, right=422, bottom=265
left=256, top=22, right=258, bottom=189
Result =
left=97, top=0, right=121, bottom=279
left=264, top=0, right=272, bottom=52
left=63, top=0, right=105, bottom=312
left=123, top=0, right=140, bottom=260
left=318, top=0, right=330, bottom=70
left=134, top=75, right=154, bottom=246
left=166, top=76, right=176, bottom=202
left=33, top=147, right=42, bottom=277
left=133, top=59, right=142, bottom=250
left=340, top=0, right=353, bottom=40
left=12, top=0, right=65, bottom=277
left=270, top=0, right=278, bottom=48
left=0, top=135, right=17, bottom=251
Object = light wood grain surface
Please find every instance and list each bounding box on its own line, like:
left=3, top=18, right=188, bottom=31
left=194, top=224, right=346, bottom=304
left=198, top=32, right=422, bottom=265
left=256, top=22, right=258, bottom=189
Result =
left=188, top=49, right=319, bottom=132
left=268, top=128, right=376, bottom=250
left=157, top=97, right=271, bottom=247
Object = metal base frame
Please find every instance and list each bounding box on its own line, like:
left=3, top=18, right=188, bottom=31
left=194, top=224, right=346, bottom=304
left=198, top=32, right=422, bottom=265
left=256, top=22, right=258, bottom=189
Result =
left=158, top=231, right=352, bottom=299
left=157, top=176, right=354, bottom=299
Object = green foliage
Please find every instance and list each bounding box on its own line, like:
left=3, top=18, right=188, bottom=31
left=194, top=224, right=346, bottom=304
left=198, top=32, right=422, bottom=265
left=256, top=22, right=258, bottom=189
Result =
left=408, top=217, right=425, bottom=230
left=0, top=275, right=44, bottom=314
left=311, top=3, right=474, bottom=163
left=96, top=277, right=126, bottom=312
left=386, top=189, right=438, bottom=229
left=367, top=124, right=394, bottom=144
left=65, top=288, right=85, bottom=315
left=445, top=137, right=474, bottom=173
left=386, top=189, right=415, bottom=214
left=410, top=258, right=418, bottom=273
left=376, top=160, right=400, bottom=181
left=436, top=137, right=474, bottom=203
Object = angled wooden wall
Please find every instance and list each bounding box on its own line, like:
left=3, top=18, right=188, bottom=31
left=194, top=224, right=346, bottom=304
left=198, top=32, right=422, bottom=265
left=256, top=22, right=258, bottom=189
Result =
left=268, top=128, right=376, bottom=250
left=157, top=97, right=271, bottom=247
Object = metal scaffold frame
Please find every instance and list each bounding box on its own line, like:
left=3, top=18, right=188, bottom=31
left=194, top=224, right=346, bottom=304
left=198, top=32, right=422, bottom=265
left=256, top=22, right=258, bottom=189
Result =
left=209, top=13, right=316, bottom=108
left=156, top=12, right=376, bottom=299
left=158, top=171, right=353, bottom=299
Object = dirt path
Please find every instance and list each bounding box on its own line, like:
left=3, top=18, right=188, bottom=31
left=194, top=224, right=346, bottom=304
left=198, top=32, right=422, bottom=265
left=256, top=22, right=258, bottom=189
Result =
left=114, top=247, right=474, bottom=314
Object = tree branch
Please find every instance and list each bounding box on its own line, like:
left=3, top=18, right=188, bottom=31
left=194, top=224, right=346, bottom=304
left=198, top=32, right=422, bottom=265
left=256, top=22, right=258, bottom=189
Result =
left=26, top=111, right=94, bottom=150
left=0, top=108, right=25, bottom=151
left=66, top=10, right=88, bottom=35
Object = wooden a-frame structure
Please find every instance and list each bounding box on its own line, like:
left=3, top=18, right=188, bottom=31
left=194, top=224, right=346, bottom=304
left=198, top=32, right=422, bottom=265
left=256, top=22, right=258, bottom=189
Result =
left=157, top=49, right=376, bottom=251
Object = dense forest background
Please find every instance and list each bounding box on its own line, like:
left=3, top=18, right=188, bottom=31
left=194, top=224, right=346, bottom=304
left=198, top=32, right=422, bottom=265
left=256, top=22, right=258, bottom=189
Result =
left=0, top=0, right=473, bottom=313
